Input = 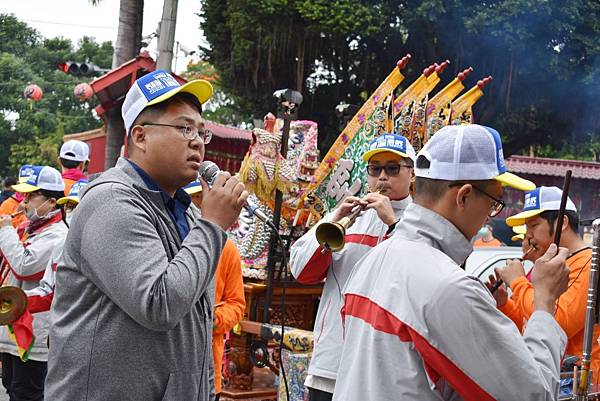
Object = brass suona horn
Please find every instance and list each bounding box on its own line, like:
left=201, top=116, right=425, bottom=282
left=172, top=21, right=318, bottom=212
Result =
left=316, top=187, right=383, bottom=252
left=316, top=210, right=361, bottom=252
left=0, top=286, right=27, bottom=325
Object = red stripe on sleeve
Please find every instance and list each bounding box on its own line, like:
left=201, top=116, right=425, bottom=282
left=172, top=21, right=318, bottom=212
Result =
left=27, top=293, right=53, bottom=314
left=344, top=233, right=380, bottom=247
left=296, top=247, right=333, bottom=284
left=343, top=293, right=496, bottom=401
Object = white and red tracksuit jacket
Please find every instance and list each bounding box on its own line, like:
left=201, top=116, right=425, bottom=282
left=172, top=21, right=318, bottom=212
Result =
left=333, top=203, right=567, bottom=401
left=25, top=246, right=61, bottom=313
left=290, top=197, right=411, bottom=391
left=0, top=213, right=68, bottom=361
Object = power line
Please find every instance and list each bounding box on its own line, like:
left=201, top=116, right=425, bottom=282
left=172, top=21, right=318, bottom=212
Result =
left=20, top=18, right=118, bottom=30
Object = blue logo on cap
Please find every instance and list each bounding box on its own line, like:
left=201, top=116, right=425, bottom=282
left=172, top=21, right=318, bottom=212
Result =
left=523, top=188, right=541, bottom=211
left=483, top=126, right=507, bottom=174
left=368, top=134, right=408, bottom=154
left=19, top=164, right=34, bottom=181
left=68, top=179, right=88, bottom=197
left=137, top=70, right=181, bottom=102
left=24, top=166, right=44, bottom=186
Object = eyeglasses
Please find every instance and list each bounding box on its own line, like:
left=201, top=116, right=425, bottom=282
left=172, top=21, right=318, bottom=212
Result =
left=366, top=164, right=413, bottom=177
left=449, top=183, right=505, bottom=217
left=141, top=123, right=212, bottom=144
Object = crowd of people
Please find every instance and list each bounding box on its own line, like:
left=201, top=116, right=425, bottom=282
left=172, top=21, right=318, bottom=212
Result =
left=0, top=67, right=594, bottom=401
left=291, top=125, right=596, bottom=400
left=0, top=70, right=246, bottom=401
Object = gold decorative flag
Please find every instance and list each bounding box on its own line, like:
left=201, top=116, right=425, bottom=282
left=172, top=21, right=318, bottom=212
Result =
left=451, top=76, right=493, bottom=125
left=425, top=67, right=473, bottom=141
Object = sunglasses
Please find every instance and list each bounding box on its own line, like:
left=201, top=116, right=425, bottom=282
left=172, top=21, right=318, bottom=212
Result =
left=366, top=164, right=413, bottom=177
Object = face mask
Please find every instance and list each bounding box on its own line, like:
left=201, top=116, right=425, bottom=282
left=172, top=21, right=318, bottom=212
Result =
left=477, top=227, right=489, bottom=237
left=65, top=210, right=74, bottom=225
left=25, top=199, right=50, bottom=223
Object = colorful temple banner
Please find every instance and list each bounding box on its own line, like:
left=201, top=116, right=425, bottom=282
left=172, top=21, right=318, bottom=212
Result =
left=303, top=58, right=492, bottom=216
left=305, top=55, right=411, bottom=212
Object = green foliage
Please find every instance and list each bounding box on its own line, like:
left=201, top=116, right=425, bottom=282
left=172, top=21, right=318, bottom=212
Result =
left=200, top=0, right=600, bottom=160
left=0, top=14, right=113, bottom=175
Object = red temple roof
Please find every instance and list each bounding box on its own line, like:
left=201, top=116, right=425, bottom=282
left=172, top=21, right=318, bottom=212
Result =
left=505, top=155, right=600, bottom=180
left=205, top=121, right=252, bottom=141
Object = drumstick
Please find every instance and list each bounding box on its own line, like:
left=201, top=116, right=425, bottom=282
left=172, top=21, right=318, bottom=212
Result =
left=553, top=170, right=572, bottom=247
left=10, top=210, right=24, bottom=218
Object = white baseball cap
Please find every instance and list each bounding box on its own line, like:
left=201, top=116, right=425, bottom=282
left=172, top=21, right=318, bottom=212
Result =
left=60, top=140, right=90, bottom=162
left=506, top=186, right=577, bottom=227
left=122, top=69, right=213, bottom=135
left=12, top=166, right=65, bottom=193
left=415, top=124, right=535, bottom=191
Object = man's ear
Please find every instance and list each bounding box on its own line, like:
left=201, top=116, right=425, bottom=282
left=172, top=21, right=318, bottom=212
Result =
left=561, top=215, right=570, bottom=233
left=455, top=184, right=473, bottom=211
left=129, top=125, right=148, bottom=154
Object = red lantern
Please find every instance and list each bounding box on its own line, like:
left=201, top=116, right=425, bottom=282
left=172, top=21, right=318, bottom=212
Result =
left=74, top=83, right=93, bottom=100
left=23, top=84, right=43, bottom=101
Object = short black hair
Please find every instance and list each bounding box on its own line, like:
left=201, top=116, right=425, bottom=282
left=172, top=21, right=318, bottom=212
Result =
left=60, top=158, right=82, bottom=169
left=3, top=177, right=16, bottom=187
left=414, top=155, right=494, bottom=201
left=539, top=209, right=580, bottom=235
left=35, top=189, right=65, bottom=210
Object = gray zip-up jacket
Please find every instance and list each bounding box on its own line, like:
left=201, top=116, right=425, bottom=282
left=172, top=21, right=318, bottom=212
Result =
left=45, top=158, right=226, bottom=401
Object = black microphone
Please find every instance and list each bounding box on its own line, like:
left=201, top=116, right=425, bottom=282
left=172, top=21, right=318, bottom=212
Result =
left=198, top=161, right=276, bottom=230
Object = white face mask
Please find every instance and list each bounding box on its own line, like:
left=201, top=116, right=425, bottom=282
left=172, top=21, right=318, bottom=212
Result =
left=65, top=210, right=74, bottom=226
left=25, top=199, right=50, bottom=223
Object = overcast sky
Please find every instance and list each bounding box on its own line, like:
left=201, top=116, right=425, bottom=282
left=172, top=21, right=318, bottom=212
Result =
left=3, top=0, right=208, bottom=73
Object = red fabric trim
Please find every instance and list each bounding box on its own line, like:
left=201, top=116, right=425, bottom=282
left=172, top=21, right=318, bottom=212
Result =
left=11, top=269, right=44, bottom=281
left=343, top=293, right=496, bottom=401
left=27, top=293, right=53, bottom=314
left=61, top=168, right=86, bottom=182
left=296, top=247, right=332, bottom=284
left=344, top=233, right=380, bottom=247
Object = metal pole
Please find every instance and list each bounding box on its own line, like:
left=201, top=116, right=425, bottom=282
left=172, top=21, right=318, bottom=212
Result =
left=262, top=106, right=293, bottom=323
left=156, top=0, right=179, bottom=71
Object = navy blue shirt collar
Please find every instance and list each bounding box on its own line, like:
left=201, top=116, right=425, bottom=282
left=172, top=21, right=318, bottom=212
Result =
left=126, top=159, right=192, bottom=240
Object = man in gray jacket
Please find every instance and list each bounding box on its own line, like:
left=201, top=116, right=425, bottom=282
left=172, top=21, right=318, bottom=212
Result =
left=45, top=70, right=248, bottom=401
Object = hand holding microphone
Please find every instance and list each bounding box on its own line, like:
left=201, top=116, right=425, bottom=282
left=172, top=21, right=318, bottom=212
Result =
left=199, top=165, right=248, bottom=230
left=198, top=161, right=276, bottom=231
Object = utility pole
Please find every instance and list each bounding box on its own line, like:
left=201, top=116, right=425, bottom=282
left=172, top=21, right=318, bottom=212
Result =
left=156, top=0, right=178, bottom=71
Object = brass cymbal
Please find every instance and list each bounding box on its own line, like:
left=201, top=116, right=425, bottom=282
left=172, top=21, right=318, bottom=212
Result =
left=0, top=286, right=27, bottom=325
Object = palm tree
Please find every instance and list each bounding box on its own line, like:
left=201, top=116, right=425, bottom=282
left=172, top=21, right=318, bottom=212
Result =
left=91, top=0, right=144, bottom=169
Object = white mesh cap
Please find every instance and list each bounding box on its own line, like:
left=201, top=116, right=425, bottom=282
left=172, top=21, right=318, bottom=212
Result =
left=12, top=166, right=65, bottom=193
left=415, top=124, right=535, bottom=191
left=506, top=186, right=577, bottom=226
left=60, top=140, right=89, bottom=162
left=122, top=69, right=213, bottom=135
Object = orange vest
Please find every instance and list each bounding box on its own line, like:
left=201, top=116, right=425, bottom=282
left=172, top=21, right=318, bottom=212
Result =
left=473, top=237, right=502, bottom=247
left=500, top=248, right=599, bottom=381
left=212, top=240, right=246, bottom=393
